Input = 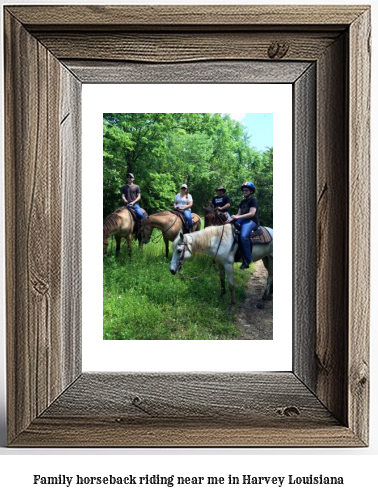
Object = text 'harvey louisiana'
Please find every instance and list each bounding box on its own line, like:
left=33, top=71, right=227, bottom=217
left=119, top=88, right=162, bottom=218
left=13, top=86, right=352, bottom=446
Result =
left=33, top=474, right=344, bottom=488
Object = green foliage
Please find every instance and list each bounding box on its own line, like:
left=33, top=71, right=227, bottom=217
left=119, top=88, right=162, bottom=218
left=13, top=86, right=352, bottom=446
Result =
left=103, top=113, right=273, bottom=226
left=103, top=237, right=252, bottom=340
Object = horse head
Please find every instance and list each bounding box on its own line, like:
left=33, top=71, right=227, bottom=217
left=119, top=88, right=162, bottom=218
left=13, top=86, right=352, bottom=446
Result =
left=170, top=230, right=192, bottom=274
left=203, top=207, right=215, bottom=228
left=204, top=207, right=225, bottom=227
left=138, top=218, right=153, bottom=244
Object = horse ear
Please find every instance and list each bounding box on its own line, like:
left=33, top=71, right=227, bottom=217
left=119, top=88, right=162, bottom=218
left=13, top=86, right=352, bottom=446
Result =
left=179, top=230, right=184, bottom=241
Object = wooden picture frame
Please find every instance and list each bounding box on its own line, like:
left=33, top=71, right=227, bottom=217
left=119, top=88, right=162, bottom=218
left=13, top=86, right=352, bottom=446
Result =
left=4, top=5, right=370, bottom=447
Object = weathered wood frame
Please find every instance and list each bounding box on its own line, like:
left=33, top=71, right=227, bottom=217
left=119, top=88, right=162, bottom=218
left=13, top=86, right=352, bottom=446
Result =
left=4, top=5, right=370, bottom=447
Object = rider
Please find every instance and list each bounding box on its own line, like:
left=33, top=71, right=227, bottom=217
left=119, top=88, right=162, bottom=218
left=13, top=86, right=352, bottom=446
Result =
left=173, top=184, right=194, bottom=232
left=229, top=181, right=259, bottom=270
left=121, top=173, right=146, bottom=219
left=210, top=185, right=231, bottom=221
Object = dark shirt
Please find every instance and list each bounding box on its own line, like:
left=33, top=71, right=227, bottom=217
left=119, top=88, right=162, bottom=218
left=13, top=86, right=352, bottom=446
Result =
left=211, top=194, right=231, bottom=212
left=121, top=183, right=141, bottom=203
left=239, top=196, right=259, bottom=224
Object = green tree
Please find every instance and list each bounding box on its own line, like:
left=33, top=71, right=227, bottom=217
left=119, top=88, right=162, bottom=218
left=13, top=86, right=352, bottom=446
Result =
left=103, top=113, right=273, bottom=226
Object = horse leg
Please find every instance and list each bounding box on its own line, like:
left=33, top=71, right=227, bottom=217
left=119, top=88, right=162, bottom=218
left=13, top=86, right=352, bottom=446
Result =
left=164, top=236, right=169, bottom=259
left=137, top=230, right=142, bottom=248
left=262, top=256, right=273, bottom=300
left=224, top=262, right=235, bottom=305
left=115, top=235, right=122, bottom=256
left=217, top=263, right=226, bottom=299
left=126, top=234, right=132, bottom=256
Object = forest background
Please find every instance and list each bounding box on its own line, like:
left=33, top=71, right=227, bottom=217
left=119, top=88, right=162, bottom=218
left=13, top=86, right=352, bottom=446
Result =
left=103, top=113, right=273, bottom=224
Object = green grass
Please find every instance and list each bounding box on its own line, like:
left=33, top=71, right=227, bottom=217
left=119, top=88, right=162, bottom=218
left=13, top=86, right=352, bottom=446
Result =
left=103, top=232, right=252, bottom=340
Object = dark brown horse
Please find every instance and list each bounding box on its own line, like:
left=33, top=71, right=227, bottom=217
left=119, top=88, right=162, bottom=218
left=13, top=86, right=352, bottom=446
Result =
left=203, top=208, right=228, bottom=228
left=103, top=206, right=146, bottom=256
left=139, top=210, right=201, bottom=258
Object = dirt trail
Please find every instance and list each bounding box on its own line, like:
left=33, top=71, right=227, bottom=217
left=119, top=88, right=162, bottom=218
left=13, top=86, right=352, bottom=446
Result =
left=234, top=260, right=273, bottom=340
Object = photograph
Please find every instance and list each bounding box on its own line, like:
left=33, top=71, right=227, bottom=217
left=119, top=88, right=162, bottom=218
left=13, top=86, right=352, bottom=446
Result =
left=103, top=112, right=273, bottom=340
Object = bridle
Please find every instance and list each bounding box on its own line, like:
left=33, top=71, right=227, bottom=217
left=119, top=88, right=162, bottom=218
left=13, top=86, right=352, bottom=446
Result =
left=177, top=224, right=226, bottom=280
left=176, top=235, right=193, bottom=272
left=140, top=213, right=180, bottom=244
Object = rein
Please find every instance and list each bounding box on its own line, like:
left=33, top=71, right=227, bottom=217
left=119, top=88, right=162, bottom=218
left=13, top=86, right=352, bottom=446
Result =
left=141, top=213, right=180, bottom=243
left=178, top=224, right=226, bottom=280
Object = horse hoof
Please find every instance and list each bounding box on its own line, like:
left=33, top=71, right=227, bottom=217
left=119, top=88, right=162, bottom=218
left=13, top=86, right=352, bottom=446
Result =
left=256, top=301, right=265, bottom=309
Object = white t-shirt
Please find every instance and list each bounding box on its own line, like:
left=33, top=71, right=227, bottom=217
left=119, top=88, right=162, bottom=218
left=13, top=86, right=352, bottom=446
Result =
left=175, top=193, right=193, bottom=207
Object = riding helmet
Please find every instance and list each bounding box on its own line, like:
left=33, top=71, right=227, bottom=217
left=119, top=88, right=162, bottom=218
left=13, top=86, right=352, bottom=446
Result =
left=241, top=181, right=255, bottom=193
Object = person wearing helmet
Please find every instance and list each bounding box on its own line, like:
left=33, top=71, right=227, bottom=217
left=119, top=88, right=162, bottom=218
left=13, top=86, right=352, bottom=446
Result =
left=173, top=184, right=194, bottom=232
left=229, top=181, right=259, bottom=269
left=210, top=185, right=232, bottom=221
left=121, top=173, right=146, bottom=219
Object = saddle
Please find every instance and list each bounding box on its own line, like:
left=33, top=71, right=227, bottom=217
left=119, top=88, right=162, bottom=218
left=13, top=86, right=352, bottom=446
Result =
left=232, top=225, right=272, bottom=263
left=171, top=210, right=194, bottom=233
left=125, top=206, right=147, bottom=234
left=250, top=226, right=272, bottom=245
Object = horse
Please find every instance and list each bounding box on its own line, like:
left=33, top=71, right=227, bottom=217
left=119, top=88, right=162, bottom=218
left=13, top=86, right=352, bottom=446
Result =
left=138, top=210, right=201, bottom=258
left=103, top=206, right=146, bottom=256
left=170, top=224, right=273, bottom=307
left=203, top=207, right=228, bottom=227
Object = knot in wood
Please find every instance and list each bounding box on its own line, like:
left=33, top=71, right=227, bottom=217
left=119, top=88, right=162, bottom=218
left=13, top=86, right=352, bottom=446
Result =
left=277, top=406, right=300, bottom=417
left=132, top=396, right=142, bottom=406
left=33, top=279, right=49, bottom=295
left=268, top=42, right=289, bottom=59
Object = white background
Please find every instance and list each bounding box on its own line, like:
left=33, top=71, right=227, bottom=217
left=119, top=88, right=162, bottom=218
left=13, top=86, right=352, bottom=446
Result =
left=0, top=0, right=377, bottom=498
left=83, top=83, right=292, bottom=371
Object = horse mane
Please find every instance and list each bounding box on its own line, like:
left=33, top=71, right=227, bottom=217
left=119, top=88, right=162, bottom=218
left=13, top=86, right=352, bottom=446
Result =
left=189, top=224, right=231, bottom=253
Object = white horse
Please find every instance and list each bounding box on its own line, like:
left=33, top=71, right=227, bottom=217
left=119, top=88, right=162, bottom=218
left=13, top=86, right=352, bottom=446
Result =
left=170, top=224, right=273, bottom=306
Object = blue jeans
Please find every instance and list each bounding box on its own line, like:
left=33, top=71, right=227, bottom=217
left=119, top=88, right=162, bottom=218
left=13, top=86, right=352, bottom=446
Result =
left=183, top=209, right=193, bottom=228
left=131, top=203, right=145, bottom=219
left=235, top=219, right=257, bottom=264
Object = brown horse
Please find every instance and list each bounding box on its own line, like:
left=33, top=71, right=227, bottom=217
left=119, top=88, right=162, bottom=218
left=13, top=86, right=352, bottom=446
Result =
left=103, top=206, right=146, bottom=256
left=203, top=207, right=228, bottom=228
left=139, top=210, right=201, bottom=258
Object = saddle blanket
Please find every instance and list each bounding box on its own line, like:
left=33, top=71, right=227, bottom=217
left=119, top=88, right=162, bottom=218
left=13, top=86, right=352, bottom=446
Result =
left=250, top=226, right=272, bottom=245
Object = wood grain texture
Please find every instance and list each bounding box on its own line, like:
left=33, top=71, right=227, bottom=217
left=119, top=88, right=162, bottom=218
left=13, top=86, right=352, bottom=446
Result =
left=34, top=32, right=339, bottom=63
left=4, top=11, right=81, bottom=444
left=293, top=64, right=317, bottom=390
left=5, top=12, right=62, bottom=441
left=41, top=373, right=335, bottom=421
left=4, top=5, right=370, bottom=447
left=348, top=9, right=371, bottom=445
left=11, top=419, right=363, bottom=448
left=11, top=373, right=363, bottom=447
left=60, top=69, right=83, bottom=388
left=65, top=60, right=312, bottom=84
left=7, top=5, right=367, bottom=29
left=316, top=34, right=348, bottom=426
